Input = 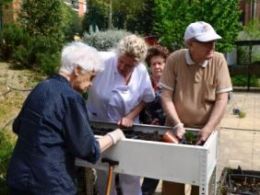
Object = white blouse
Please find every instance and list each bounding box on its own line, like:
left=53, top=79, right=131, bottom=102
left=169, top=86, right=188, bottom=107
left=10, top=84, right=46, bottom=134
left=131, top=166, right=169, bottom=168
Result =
left=87, top=52, right=155, bottom=123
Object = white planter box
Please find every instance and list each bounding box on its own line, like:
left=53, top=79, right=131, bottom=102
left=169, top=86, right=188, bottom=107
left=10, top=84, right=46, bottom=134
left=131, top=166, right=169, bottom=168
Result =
left=76, top=122, right=218, bottom=195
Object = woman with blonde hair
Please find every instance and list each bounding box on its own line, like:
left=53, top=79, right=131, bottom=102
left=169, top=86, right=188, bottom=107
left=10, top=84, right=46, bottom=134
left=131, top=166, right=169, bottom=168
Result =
left=87, top=35, right=155, bottom=195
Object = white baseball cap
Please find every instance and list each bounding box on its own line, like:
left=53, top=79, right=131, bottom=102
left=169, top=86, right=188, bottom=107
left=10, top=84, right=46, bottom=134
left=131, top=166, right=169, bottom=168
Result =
left=184, top=21, right=222, bottom=42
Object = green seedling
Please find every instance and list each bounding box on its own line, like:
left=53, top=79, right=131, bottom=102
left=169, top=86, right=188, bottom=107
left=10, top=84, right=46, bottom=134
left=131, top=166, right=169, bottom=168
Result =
left=184, top=131, right=197, bottom=144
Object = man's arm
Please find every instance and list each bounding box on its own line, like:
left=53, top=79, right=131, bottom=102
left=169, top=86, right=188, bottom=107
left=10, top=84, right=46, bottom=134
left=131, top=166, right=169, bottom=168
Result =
left=160, top=89, right=185, bottom=139
left=197, top=92, right=228, bottom=144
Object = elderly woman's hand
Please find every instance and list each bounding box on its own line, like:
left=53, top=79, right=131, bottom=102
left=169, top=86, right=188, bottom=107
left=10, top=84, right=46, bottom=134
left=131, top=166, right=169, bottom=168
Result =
left=117, top=117, right=134, bottom=128
left=108, top=128, right=125, bottom=144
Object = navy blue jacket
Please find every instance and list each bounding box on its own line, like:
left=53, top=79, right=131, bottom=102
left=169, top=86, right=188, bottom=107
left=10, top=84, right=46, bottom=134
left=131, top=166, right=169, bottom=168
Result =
left=7, top=75, right=100, bottom=195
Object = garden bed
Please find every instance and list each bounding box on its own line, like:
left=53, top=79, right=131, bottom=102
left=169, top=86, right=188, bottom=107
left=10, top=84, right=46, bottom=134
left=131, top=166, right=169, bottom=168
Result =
left=92, top=127, right=198, bottom=145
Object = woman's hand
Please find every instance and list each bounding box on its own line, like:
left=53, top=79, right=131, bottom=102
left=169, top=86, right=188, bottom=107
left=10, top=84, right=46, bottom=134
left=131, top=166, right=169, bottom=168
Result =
left=151, top=118, right=160, bottom=125
left=117, top=117, right=134, bottom=128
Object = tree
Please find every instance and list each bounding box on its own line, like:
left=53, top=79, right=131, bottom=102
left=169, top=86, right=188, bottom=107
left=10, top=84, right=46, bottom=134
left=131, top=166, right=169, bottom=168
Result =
left=125, top=0, right=156, bottom=35
left=19, top=0, right=64, bottom=39
left=82, top=0, right=108, bottom=31
left=17, top=0, right=64, bottom=73
left=83, top=0, right=148, bottom=32
left=154, top=0, right=242, bottom=52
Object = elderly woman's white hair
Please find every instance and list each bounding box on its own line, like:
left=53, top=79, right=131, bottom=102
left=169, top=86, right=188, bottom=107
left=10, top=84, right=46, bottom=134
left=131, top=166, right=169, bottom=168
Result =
left=117, top=34, right=148, bottom=63
left=59, top=41, right=104, bottom=74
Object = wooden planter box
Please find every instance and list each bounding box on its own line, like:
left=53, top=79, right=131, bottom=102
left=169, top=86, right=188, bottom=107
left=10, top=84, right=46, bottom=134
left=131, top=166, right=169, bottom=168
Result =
left=76, top=122, right=218, bottom=195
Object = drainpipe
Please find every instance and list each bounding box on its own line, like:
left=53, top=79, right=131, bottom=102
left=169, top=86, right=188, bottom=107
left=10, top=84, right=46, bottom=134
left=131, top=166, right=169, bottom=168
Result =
left=251, top=0, right=256, bottom=19
left=253, top=0, right=257, bottom=19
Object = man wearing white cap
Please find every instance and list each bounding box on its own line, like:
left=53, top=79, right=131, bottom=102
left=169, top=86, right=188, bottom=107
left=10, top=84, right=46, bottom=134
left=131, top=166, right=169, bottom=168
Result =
left=159, top=21, right=232, bottom=195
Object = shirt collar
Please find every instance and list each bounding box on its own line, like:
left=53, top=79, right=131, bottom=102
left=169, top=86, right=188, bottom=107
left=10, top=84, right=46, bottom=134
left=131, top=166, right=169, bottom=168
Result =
left=185, top=49, right=209, bottom=68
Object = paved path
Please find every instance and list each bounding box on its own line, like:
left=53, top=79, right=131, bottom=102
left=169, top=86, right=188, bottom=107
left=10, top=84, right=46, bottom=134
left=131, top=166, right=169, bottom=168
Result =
left=218, top=92, right=260, bottom=177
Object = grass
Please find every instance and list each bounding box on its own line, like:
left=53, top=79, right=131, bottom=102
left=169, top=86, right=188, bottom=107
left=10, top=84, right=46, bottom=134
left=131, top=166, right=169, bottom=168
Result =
left=0, top=62, right=44, bottom=194
left=0, top=62, right=44, bottom=131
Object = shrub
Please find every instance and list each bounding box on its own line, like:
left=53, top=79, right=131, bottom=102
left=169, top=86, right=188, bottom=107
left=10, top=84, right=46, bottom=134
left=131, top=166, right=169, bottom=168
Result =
left=0, top=24, right=27, bottom=61
left=62, top=3, right=82, bottom=41
left=82, top=30, right=131, bottom=51
left=36, top=52, right=60, bottom=75
left=231, top=75, right=259, bottom=87
left=0, top=24, right=60, bottom=75
left=0, top=129, right=15, bottom=195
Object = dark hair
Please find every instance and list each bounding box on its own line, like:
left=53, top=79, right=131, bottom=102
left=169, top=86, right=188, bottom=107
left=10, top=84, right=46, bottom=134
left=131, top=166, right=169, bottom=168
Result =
left=145, top=45, right=169, bottom=66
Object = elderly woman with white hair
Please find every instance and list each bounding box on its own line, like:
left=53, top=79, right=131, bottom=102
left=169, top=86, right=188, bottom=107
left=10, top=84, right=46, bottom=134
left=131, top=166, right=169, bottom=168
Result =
left=87, top=35, right=155, bottom=195
left=7, top=42, right=125, bottom=195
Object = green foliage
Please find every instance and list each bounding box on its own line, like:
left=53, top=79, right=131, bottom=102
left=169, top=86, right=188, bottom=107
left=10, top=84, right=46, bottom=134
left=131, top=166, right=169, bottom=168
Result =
left=237, top=19, right=260, bottom=64
left=184, top=131, right=197, bottom=144
left=238, top=19, right=260, bottom=40
left=19, top=0, right=64, bottom=39
left=0, top=129, right=15, bottom=194
left=0, top=0, right=65, bottom=75
left=153, top=0, right=242, bottom=52
left=1, top=0, right=12, bottom=4
left=62, top=3, right=82, bottom=41
left=83, top=30, right=131, bottom=51
left=0, top=24, right=28, bottom=61
left=112, top=0, right=146, bottom=30
left=124, top=0, right=156, bottom=35
left=36, top=51, right=60, bottom=76
left=0, top=23, right=61, bottom=75
left=231, top=74, right=260, bottom=87
left=83, top=0, right=154, bottom=35
left=82, top=0, right=108, bottom=31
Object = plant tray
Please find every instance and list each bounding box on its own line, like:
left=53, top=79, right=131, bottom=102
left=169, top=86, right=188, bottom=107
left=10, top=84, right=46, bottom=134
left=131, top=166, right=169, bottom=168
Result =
left=218, top=167, right=260, bottom=195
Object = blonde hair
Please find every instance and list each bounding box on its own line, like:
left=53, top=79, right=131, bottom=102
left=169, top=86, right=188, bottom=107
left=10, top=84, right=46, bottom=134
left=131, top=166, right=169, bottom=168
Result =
left=117, top=35, right=147, bottom=63
left=59, top=41, right=104, bottom=74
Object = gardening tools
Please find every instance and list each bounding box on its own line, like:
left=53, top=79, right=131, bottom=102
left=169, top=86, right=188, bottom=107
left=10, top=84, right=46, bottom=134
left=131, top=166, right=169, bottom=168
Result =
left=102, top=157, right=119, bottom=195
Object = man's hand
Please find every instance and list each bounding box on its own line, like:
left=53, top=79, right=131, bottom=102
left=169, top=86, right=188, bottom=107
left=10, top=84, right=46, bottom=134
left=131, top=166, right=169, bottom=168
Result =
left=172, top=123, right=185, bottom=140
left=175, top=126, right=186, bottom=140
left=196, top=127, right=212, bottom=145
left=117, top=117, right=134, bottom=128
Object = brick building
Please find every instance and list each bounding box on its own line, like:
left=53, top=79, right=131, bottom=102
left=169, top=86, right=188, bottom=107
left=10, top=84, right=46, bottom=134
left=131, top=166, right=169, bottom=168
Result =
left=1, top=0, right=21, bottom=25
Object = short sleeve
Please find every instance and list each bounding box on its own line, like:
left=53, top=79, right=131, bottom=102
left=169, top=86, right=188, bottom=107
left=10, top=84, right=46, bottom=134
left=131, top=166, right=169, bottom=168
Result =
left=215, top=54, right=233, bottom=93
left=142, top=69, right=155, bottom=103
left=159, top=52, right=176, bottom=91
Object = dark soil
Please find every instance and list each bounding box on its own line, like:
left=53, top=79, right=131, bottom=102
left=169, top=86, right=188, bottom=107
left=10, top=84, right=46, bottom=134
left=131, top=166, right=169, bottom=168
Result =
left=92, top=127, right=198, bottom=144
left=92, top=127, right=163, bottom=142
left=219, top=167, right=260, bottom=195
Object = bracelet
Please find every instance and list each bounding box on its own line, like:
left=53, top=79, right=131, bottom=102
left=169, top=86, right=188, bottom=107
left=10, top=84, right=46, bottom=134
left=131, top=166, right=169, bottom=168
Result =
left=172, top=122, right=184, bottom=131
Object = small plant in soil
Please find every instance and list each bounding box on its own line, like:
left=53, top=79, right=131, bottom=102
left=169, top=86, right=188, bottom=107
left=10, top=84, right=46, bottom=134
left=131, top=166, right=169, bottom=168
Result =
left=182, top=131, right=198, bottom=145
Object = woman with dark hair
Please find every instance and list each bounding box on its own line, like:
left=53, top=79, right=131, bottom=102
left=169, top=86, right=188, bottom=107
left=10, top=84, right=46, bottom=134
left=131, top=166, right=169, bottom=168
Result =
left=141, top=45, right=169, bottom=195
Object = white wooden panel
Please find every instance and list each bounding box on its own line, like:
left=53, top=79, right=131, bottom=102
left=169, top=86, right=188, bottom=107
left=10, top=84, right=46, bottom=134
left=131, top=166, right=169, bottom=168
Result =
left=76, top=131, right=218, bottom=187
